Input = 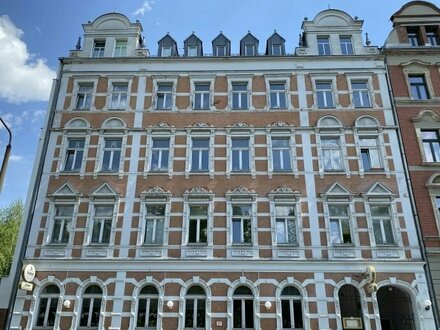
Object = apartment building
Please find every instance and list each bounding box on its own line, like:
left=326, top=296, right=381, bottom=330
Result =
left=4, top=6, right=437, bottom=330
left=384, top=0, right=440, bottom=320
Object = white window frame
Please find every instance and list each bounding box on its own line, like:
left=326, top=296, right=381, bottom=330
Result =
left=230, top=136, right=251, bottom=172
left=145, top=128, right=175, bottom=178
left=192, top=82, right=211, bottom=110
left=320, top=136, right=344, bottom=172
left=84, top=198, right=118, bottom=249
left=402, top=65, right=435, bottom=101
left=231, top=82, right=249, bottom=110
left=108, top=80, right=129, bottom=110
left=327, top=203, right=352, bottom=245
left=317, top=36, right=331, bottom=55
left=340, top=36, right=353, bottom=55
left=150, top=136, right=171, bottom=172
left=426, top=174, right=440, bottom=235
left=143, top=203, right=166, bottom=245
left=190, top=136, right=210, bottom=172
left=269, top=81, right=287, bottom=109
left=161, top=46, right=172, bottom=57
left=136, top=285, right=160, bottom=329
left=154, top=80, right=176, bottom=110
left=79, top=286, right=103, bottom=329
left=216, top=45, right=226, bottom=56
left=90, top=204, right=114, bottom=245
left=35, top=285, right=60, bottom=329
left=274, top=205, right=298, bottom=245
left=100, top=137, right=123, bottom=172
left=75, top=82, right=94, bottom=110
left=369, top=203, right=396, bottom=245
left=232, top=286, right=255, bottom=329
left=279, top=286, right=304, bottom=330
left=226, top=127, right=255, bottom=178
left=63, top=137, right=86, bottom=172
left=113, top=40, right=127, bottom=57
left=359, top=136, right=383, bottom=171
left=351, top=80, right=371, bottom=108
left=50, top=204, right=74, bottom=245
left=187, top=45, right=198, bottom=57
left=271, top=44, right=282, bottom=55
left=315, top=81, right=335, bottom=108
left=92, top=40, right=105, bottom=58
left=244, top=44, right=256, bottom=56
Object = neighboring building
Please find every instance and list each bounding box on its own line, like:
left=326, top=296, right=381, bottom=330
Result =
left=384, top=0, right=440, bottom=320
left=2, top=8, right=437, bottom=330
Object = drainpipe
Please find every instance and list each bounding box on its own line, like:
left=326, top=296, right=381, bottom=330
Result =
left=3, top=58, right=63, bottom=330
left=384, top=55, right=440, bottom=328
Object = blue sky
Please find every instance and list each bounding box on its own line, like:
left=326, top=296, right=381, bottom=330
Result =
left=0, top=0, right=438, bottom=207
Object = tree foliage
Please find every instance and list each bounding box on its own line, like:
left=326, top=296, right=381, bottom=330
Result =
left=0, top=200, right=23, bottom=276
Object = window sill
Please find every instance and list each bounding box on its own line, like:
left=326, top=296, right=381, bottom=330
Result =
left=149, top=169, right=169, bottom=173
left=231, top=243, right=253, bottom=246
left=273, top=169, right=293, bottom=173
left=421, top=162, right=440, bottom=166
left=323, top=169, right=345, bottom=173
left=190, top=170, right=210, bottom=173
left=155, top=108, right=173, bottom=111
left=276, top=243, right=299, bottom=247
left=231, top=170, right=251, bottom=173
left=108, top=108, right=127, bottom=111
left=48, top=242, right=68, bottom=246
left=187, top=243, right=208, bottom=246
left=364, top=168, right=384, bottom=172
left=61, top=170, right=81, bottom=173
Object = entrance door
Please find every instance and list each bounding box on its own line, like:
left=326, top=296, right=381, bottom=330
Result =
left=377, top=286, right=415, bottom=330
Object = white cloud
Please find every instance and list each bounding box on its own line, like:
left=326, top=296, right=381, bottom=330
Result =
left=0, top=108, right=46, bottom=132
left=0, top=15, right=56, bottom=103
left=9, top=154, right=23, bottom=162
left=133, top=0, right=155, bottom=16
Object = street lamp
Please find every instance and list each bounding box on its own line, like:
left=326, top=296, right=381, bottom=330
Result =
left=0, top=117, right=12, bottom=193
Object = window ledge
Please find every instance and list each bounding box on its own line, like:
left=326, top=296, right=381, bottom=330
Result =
left=421, top=162, right=440, bottom=167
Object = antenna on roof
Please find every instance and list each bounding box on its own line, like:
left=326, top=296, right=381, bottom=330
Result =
left=76, top=37, right=81, bottom=50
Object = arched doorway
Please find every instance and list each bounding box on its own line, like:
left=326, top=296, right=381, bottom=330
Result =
left=377, top=286, right=415, bottom=330
left=338, top=285, right=364, bottom=329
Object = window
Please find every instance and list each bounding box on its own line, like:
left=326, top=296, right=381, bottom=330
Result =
left=188, top=46, right=197, bottom=56
left=409, top=75, right=429, bottom=100
left=91, top=205, right=113, bottom=244
left=110, top=83, right=128, bottom=109
left=76, top=84, right=93, bottom=110
left=144, top=204, right=165, bottom=245
left=436, top=196, right=440, bottom=217
left=245, top=44, right=255, bottom=56
left=370, top=205, right=394, bottom=245
left=232, top=83, right=248, bottom=110
left=275, top=205, right=297, bottom=244
left=216, top=45, right=226, bottom=56
left=64, top=138, right=85, bottom=172
left=151, top=138, right=170, bottom=171
left=92, top=40, right=105, bottom=57
left=114, top=40, right=127, bottom=57
left=156, top=83, right=173, bottom=110
left=51, top=205, right=73, bottom=244
left=188, top=205, right=208, bottom=244
left=185, top=286, right=206, bottom=329
left=36, top=285, right=59, bottom=328
left=269, top=82, right=287, bottom=109
left=316, top=82, right=334, bottom=108
left=272, top=137, right=291, bottom=171
left=80, top=285, right=102, bottom=328
left=329, top=204, right=351, bottom=245
left=194, top=83, right=210, bottom=110
left=407, top=27, right=421, bottom=46
left=231, top=137, right=250, bottom=171
left=360, top=137, right=382, bottom=171
left=340, top=36, right=353, bottom=55
left=161, top=46, right=172, bottom=57
left=191, top=137, right=209, bottom=172
left=233, top=286, right=254, bottom=329
left=321, top=137, right=343, bottom=171
left=426, top=27, right=440, bottom=45
left=317, top=36, right=330, bottom=55
left=352, top=81, right=371, bottom=108
left=232, top=205, right=252, bottom=244
left=101, top=138, right=122, bottom=172
left=422, top=130, right=440, bottom=162
left=280, top=287, right=303, bottom=329
left=137, top=286, right=159, bottom=329
left=272, top=44, right=282, bottom=55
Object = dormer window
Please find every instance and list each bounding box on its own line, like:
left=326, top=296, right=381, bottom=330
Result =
left=92, top=40, right=105, bottom=57
left=317, top=36, right=330, bottom=55
left=161, top=46, right=172, bottom=57
left=426, top=26, right=440, bottom=45
left=340, top=36, right=353, bottom=55
left=407, top=27, right=421, bottom=46
left=272, top=44, right=281, bottom=55
left=114, top=40, right=127, bottom=57
left=245, top=44, right=255, bottom=56
left=188, top=46, right=198, bottom=57
left=216, top=45, right=226, bottom=56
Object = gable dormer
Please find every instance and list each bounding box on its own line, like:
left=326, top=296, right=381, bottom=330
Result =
left=212, top=32, right=231, bottom=56
left=296, top=9, right=379, bottom=56
left=240, top=32, right=259, bottom=56
left=158, top=33, right=179, bottom=57
left=266, top=31, right=286, bottom=55
left=72, top=13, right=144, bottom=58
left=184, top=33, right=203, bottom=56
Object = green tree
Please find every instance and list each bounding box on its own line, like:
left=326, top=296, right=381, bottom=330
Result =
left=0, top=200, right=23, bottom=276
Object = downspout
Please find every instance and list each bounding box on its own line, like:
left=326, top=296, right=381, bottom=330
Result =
left=384, top=55, right=440, bottom=328
left=3, top=58, right=64, bottom=330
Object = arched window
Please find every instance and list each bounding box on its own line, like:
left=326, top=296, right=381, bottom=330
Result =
left=184, top=286, right=206, bottom=329
left=137, top=285, right=159, bottom=329
left=36, top=285, right=60, bottom=328
left=80, top=285, right=102, bottom=328
left=233, top=286, right=254, bottom=329
left=280, top=286, right=303, bottom=329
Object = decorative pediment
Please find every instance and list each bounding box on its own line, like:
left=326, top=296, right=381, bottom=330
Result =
left=426, top=173, right=440, bottom=187
left=411, top=109, right=440, bottom=122
left=268, top=121, right=291, bottom=127
left=192, top=122, right=213, bottom=128
left=101, top=117, right=126, bottom=129
left=227, top=122, right=254, bottom=128
left=49, top=182, right=82, bottom=199
left=400, top=59, right=431, bottom=68
left=184, top=186, right=213, bottom=195
left=270, top=186, right=298, bottom=195
left=91, top=183, right=121, bottom=197
left=150, top=122, right=174, bottom=128
left=355, top=116, right=379, bottom=128
left=323, top=182, right=352, bottom=196
left=365, top=182, right=394, bottom=196
left=141, top=186, right=171, bottom=196
left=318, top=116, right=342, bottom=128
left=65, top=118, right=90, bottom=129
left=226, top=186, right=256, bottom=195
